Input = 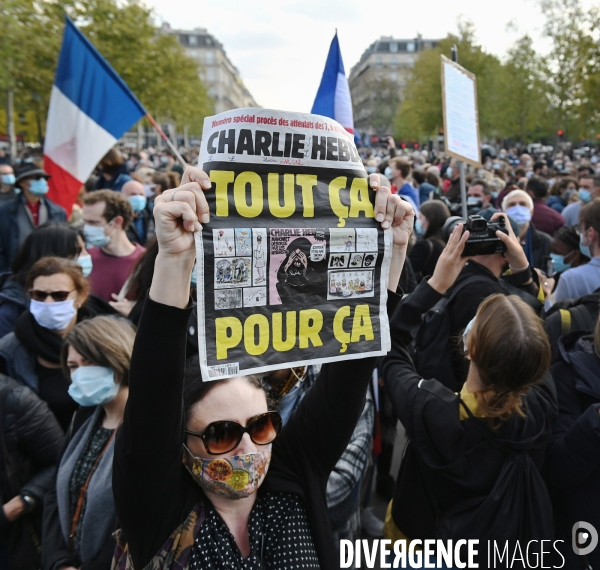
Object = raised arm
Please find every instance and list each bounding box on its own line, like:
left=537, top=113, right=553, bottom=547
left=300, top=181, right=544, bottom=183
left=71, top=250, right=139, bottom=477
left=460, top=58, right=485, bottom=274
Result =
left=113, top=168, right=212, bottom=567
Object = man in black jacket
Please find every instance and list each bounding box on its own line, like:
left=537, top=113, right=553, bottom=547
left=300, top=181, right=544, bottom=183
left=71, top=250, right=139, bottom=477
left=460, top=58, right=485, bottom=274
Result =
left=431, top=214, right=541, bottom=390
left=0, top=164, right=67, bottom=272
left=0, top=374, right=64, bottom=570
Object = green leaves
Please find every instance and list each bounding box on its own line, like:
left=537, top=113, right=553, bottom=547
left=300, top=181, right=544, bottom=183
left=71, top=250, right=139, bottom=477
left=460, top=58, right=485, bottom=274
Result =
left=1, top=0, right=213, bottom=143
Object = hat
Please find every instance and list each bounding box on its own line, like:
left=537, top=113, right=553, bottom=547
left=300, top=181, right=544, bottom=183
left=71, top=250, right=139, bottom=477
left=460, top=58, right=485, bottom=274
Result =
left=14, top=163, right=50, bottom=186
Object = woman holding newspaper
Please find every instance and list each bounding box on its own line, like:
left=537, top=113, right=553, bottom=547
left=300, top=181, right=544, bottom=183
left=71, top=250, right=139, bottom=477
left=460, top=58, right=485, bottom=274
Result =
left=111, top=166, right=412, bottom=570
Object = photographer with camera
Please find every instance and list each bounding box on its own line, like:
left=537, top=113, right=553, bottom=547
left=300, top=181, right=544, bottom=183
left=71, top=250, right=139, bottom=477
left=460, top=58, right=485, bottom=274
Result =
left=412, top=211, right=540, bottom=391
left=381, top=224, right=556, bottom=565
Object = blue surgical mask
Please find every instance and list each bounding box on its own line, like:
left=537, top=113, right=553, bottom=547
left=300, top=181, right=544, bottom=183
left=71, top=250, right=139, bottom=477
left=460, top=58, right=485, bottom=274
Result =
left=1, top=173, right=15, bottom=185
left=491, top=191, right=499, bottom=199
left=83, top=221, right=112, bottom=248
left=128, top=195, right=147, bottom=213
left=365, top=166, right=377, bottom=174
left=30, top=298, right=77, bottom=330
left=28, top=178, right=49, bottom=196
left=446, top=167, right=453, bottom=178
left=384, top=166, right=393, bottom=179
left=580, top=231, right=592, bottom=258
left=415, top=219, right=426, bottom=236
left=467, top=197, right=482, bottom=207
left=549, top=252, right=572, bottom=274
left=579, top=189, right=592, bottom=203
left=68, top=366, right=119, bottom=407
left=505, top=205, right=532, bottom=224
left=463, top=316, right=476, bottom=353
left=76, top=253, right=93, bottom=277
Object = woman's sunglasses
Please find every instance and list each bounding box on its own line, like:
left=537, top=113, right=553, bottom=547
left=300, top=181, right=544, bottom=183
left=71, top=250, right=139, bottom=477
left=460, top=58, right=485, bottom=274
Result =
left=29, top=289, right=75, bottom=302
left=185, top=411, right=282, bottom=455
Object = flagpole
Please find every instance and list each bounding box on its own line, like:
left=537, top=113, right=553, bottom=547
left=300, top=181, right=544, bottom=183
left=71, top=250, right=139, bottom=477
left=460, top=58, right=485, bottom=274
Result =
left=145, top=113, right=188, bottom=168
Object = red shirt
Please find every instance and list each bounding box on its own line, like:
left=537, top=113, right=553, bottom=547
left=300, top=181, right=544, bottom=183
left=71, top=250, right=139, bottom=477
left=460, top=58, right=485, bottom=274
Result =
left=88, top=243, right=146, bottom=301
left=26, top=200, right=41, bottom=226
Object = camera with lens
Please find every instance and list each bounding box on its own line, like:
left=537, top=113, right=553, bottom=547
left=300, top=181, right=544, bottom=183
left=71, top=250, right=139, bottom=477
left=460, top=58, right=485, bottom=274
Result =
left=443, top=214, right=509, bottom=257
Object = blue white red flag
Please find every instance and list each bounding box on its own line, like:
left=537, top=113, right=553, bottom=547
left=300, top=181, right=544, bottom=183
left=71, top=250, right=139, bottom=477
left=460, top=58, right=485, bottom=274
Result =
left=311, top=33, right=354, bottom=135
left=44, top=18, right=146, bottom=212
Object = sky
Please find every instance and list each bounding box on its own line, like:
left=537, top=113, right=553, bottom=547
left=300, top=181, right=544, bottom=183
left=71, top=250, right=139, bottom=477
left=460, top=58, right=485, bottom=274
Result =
left=147, top=0, right=595, bottom=114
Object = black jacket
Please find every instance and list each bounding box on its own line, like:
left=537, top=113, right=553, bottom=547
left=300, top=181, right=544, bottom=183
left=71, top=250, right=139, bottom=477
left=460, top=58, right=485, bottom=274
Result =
left=529, top=223, right=552, bottom=270
left=408, top=236, right=444, bottom=281
left=113, top=292, right=400, bottom=570
left=544, top=331, right=600, bottom=569
left=382, top=280, right=557, bottom=538
left=0, top=374, right=64, bottom=570
left=0, top=195, right=66, bottom=273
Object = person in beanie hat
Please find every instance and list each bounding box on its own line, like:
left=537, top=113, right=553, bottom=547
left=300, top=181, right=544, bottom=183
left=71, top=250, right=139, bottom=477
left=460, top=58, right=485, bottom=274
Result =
left=0, top=164, right=67, bottom=272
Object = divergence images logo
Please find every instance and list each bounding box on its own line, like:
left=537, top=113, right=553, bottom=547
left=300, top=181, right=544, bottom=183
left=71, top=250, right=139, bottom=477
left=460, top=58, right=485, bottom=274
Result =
left=573, top=521, right=598, bottom=557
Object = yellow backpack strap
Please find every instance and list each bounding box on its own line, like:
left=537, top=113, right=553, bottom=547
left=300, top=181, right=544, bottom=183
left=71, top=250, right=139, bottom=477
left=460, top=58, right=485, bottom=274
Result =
left=559, top=309, right=572, bottom=335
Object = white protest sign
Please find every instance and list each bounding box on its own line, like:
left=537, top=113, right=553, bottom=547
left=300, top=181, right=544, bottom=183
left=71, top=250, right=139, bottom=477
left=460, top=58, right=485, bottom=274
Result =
left=441, top=56, right=481, bottom=167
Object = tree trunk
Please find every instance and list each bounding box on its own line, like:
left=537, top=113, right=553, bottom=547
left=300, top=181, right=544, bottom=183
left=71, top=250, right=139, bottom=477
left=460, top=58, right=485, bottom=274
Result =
left=7, top=89, right=17, bottom=162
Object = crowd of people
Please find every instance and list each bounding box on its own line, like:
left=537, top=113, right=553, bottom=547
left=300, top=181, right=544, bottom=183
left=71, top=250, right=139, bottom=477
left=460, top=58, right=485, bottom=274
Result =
left=0, top=140, right=598, bottom=569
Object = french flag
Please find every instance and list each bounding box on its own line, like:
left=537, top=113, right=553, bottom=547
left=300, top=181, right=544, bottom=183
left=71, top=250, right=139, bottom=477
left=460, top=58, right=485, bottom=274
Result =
left=311, top=33, right=354, bottom=135
left=44, top=18, right=146, bottom=213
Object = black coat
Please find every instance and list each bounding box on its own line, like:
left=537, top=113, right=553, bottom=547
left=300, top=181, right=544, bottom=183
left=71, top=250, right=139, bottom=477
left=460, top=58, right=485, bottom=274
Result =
left=0, top=195, right=66, bottom=273
left=382, top=280, right=557, bottom=541
left=0, top=374, right=64, bottom=570
left=544, top=331, right=600, bottom=569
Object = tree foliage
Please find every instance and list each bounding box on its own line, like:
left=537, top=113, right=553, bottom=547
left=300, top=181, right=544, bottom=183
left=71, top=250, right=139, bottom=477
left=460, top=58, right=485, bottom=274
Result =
left=394, top=1, right=600, bottom=142
left=0, top=0, right=213, bottom=142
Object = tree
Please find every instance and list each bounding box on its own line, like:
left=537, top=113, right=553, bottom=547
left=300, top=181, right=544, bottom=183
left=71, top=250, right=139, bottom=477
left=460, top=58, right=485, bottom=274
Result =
left=394, top=21, right=504, bottom=141
left=540, top=0, right=600, bottom=139
left=1, top=0, right=213, bottom=145
left=496, top=35, right=552, bottom=143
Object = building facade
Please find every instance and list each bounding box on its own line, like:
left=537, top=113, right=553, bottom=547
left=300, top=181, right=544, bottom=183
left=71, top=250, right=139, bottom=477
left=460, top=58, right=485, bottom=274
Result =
left=164, top=23, right=258, bottom=114
left=349, top=35, right=438, bottom=137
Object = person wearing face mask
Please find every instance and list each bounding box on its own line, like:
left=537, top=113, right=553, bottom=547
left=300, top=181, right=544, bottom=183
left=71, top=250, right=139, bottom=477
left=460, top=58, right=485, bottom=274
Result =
left=121, top=180, right=155, bottom=246
left=502, top=189, right=551, bottom=270
left=0, top=224, right=85, bottom=339
left=443, top=158, right=462, bottom=202
left=526, top=176, right=566, bottom=236
left=549, top=225, right=589, bottom=277
left=385, top=158, right=420, bottom=212
left=41, top=315, right=135, bottom=570
left=92, top=148, right=132, bottom=191
left=561, top=174, right=600, bottom=226
left=0, top=163, right=17, bottom=204
left=547, top=177, right=578, bottom=213
left=408, top=200, right=451, bottom=281
left=82, top=190, right=146, bottom=302
left=554, top=200, right=600, bottom=303
left=111, top=167, right=410, bottom=570
left=0, top=258, right=113, bottom=430
left=0, top=164, right=67, bottom=273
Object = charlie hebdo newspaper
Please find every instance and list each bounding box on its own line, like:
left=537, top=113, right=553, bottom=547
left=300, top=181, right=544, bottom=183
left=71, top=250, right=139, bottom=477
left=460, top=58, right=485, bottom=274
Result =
left=195, top=108, right=392, bottom=381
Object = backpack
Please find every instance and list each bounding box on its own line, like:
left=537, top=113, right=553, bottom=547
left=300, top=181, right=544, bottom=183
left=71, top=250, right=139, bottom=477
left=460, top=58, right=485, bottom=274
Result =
left=546, top=288, right=600, bottom=350
left=413, top=276, right=491, bottom=388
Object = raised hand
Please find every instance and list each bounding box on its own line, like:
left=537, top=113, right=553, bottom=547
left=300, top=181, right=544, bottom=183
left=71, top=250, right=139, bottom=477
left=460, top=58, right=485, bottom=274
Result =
left=428, top=223, right=471, bottom=295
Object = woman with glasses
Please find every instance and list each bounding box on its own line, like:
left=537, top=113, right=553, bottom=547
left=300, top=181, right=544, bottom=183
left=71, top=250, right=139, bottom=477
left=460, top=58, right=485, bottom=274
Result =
left=112, top=167, right=412, bottom=570
left=41, top=315, right=135, bottom=570
left=0, top=257, right=111, bottom=430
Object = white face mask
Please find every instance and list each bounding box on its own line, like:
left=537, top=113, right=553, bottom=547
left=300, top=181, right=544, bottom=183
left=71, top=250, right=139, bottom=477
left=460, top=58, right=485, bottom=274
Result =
left=83, top=220, right=113, bottom=248
left=76, top=254, right=93, bottom=277
left=68, top=366, right=119, bottom=407
left=30, top=299, right=77, bottom=330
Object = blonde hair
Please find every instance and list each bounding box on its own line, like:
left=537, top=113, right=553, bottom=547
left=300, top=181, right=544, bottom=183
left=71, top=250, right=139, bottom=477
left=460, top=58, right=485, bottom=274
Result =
left=61, top=316, right=136, bottom=385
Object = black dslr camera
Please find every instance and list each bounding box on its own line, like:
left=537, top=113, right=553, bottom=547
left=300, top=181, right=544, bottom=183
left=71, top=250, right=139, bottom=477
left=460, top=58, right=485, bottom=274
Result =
left=443, top=214, right=509, bottom=257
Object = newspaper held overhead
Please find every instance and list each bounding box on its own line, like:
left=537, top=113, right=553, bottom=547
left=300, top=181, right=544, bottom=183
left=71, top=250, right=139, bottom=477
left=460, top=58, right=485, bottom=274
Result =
left=195, top=108, right=392, bottom=381
left=441, top=55, right=481, bottom=167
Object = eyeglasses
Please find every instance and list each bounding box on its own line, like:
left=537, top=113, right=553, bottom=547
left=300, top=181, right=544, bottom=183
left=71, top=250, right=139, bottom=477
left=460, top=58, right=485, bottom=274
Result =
left=185, top=411, right=282, bottom=455
left=29, top=289, right=75, bottom=302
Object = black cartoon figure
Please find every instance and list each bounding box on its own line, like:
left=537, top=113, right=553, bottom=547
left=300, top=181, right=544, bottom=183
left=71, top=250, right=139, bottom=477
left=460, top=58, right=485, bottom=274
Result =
left=276, top=237, right=326, bottom=305
left=363, top=254, right=375, bottom=267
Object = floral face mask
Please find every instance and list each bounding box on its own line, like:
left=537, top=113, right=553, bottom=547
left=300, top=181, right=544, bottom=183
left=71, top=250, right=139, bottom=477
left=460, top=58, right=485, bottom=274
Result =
left=183, top=444, right=272, bottom=500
